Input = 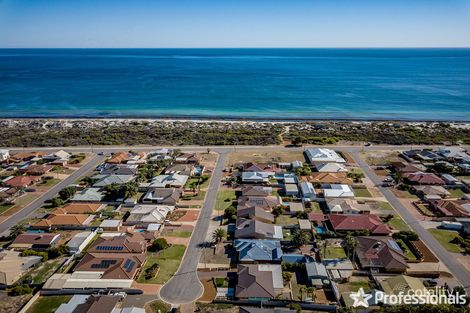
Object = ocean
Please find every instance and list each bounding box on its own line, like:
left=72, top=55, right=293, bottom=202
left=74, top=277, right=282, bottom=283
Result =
left=0, top=48, right=469, bottom=121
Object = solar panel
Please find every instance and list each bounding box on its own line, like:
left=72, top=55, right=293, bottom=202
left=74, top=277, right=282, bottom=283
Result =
left=91, top=259, right=117, bottom=269
left=96, top=245, right=124, bottom=251
left=123, top=259, right=135, bottom=272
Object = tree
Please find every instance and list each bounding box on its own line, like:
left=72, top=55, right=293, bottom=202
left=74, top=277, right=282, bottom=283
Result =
left=149, top=238, right=169, bottom=252
left=9, top=224, right=26, bottom=239
left=344, top=233, right=358, bottom=262
left=287, top=303, right=302, bottom=313
left=294, top=165, right=312, bottom=176
left=291, top=136, right=305, bottom=146
left=306, top=286, right=316, bottom=302
left=50, top=197, right=63, bottom=208
left=282, top=271, right=292, bottom=283
left=292, top=229, right=310, bottom=247
left=48, top=245, right=69, bottom=259
left=212, top=228, right=226, bottom=243
left=223, top=206, right=237, bottom=222
left=59, top=186, right=77, bottom=201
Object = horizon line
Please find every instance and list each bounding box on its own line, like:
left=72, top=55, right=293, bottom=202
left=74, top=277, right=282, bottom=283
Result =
left=1, top=47, right=470, bottom=49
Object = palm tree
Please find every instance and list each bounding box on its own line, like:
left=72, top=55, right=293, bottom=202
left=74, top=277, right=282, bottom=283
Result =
left=344, top=233, right=358, bottom=262
left=298, top=285, right=307, bottom=301
left=292, top=229, right=310, bottom=247
left=212, top=228, right=226, bottom=243
left=9, top=224, right=26, bottom=239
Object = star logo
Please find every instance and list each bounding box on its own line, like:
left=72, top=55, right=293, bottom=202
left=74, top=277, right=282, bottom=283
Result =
left=349, top=288, right=372, bottom=308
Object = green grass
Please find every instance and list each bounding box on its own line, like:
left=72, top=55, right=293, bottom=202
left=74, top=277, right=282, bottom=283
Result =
left=215, top=189, right=237, bottom=212
left=0, top=203, right=13, bottom=214
left=26, top=296, right=72, bottom=313
left=137, top=245, right=186, bottom=284
left=275, top=215, right=298, bottom=225
left=353, top=187, right=372, bottom=198
left=377, top=201, right=394, bottom=211
left=37, top=178, right=61, bottom=187
left=428, top=229, right=462, bottom=253
left=448, top=188, right=465, bottom=199
left=165, top=230, right=192, bottom=238
left=310, top=202, right=322, bottom=212
left=396, top=239, right=418, bottom=260
left=386, top=215, right=410, bottom=231
left=282, top=229, right=293, bottom=240
left=343, top=280, right=371, bottom=292
left=320, top=245, right=347, bottom=259
left=214, top=277, right=229, bottom=288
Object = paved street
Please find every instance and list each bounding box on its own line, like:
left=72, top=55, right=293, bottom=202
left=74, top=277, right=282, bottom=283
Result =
left=159, top=151, right=228, bottom=304
left=351, top=152, right=470, bottom=291
left=0, top=155, right=106, bottom=236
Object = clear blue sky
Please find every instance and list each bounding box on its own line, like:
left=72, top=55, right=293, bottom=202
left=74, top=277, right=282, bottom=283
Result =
left=1, top=0, right=469, bottom=48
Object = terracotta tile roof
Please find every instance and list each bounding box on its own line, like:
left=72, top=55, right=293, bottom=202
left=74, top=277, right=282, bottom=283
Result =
left=74, top=252, right=145, bottom=279
left=308, top=212, right=326, bottom=224
left=241, top=185, right=272, bottom=197
left=106, top=152, right=130, bottom=164
left=5, top=176, right=38, bottom=188
left=25, top=164, right=54, bottom=175
left=328, top=214, right=391, bottom=235
left=87, top=235, right=146, bottom=254
left=403, top=172, right=445, bottom=185
left=12, top=233, right=59, bottom=246
left=33, top=214, right=90, bottom=227
left=356, top=236, right=408, bottom=272
left=308, top=172, right=353, bottom=185
left=431, top=200, right=470, bottom=217
left=53, top=203, right=104, bottom=214
left=391, top=161, right=426, bottom=173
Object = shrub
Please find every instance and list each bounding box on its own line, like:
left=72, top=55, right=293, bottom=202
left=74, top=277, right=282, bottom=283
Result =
left=8, top=284, right=33, bottom=296
left=149, top=238, right=169, bottom=252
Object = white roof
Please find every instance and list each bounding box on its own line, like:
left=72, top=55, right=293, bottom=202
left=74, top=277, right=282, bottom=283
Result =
left=242, top=171, right=273, bottom=181
left=305, top=148, right=346, bottom=163
left=323, top=184, right=354, bottom=198
left=147, top=173, right=189, bottom=187
left=129, top=205, right=174, bottom=223
left=0, top=149, right=9, bottom=154
left=100, top=219, right=122, bottom=228
left=67, top=231, right=95, bottom=249
left=300, top=181, right=316, bottom=197
left=257, top=264, right=283, bottom=289
left=298, top=219, right=311, bottom=230
left=56, top=295, right=89, bottom=313
left=316, top=163, right=348, bottom=173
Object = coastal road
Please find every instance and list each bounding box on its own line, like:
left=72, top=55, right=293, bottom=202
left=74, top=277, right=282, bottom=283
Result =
left=0, top=154, right=106, bottom=236
left=351, top=152, right=470, bottom=291
left=159, top=151, right=228, bottom=304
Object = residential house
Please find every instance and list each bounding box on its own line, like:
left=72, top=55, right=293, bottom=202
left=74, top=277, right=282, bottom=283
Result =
left=71, top=188, right=105, bottom=202
left=308, top=213, right=326, bottom=226
left=234, top=239, right=282, bottom=263
left=235, top=219, right=283, bottom=239
left=175, top=153, right=198, bottom=163
left=327, top=214, right=391, bottom=235
left=308, top=172, right=353, bottom=185
left=322, top=184, right=355, bottom=198
left=126, top=204, right=174, bottom=225
left=142, top=173, right=189, bottom=188
left=0, top=250, right=41, bottom=285
left=43, top=150, right=71, bottom=165
left=326, top=199, right=369, bottom=214
left=300, top=181, right=316, bottom=200
left=284, top=184, right=299, bottom=196
left=68, top=231, right=97, bottom=254
left=355, top=236, right=408, bottom=273
left=142, top=188, right=182, bottom=205
left=237, top=206, right=275, bottom=224
left=306, top=262, right=329, bottom=288
left=4, top=176, right=40, bottom=188
left=88, top=235, right=146, bottom=254
left=391, top=161, right=427, bottom=174
left=100, top=219, right=123, bottom=231
left=430, top=200, right=470, bottom=217
left=243, top=162, right=279, bottom=173
left=92, top=174, right=135, bottom=187
left=0, top=149, right=9, bottom=162
left=235, top=264, right=283, bottom=300
left=56, top=295, right=137, bottom=313
left=305, top=148, right=346, bottom=164
left=25, top=164, right=54, bottom=176
left=438, top=147, right=470, bottom=163
left=100, top=164, right=139, bottom=176
left=403, top=172, right=445, bottom=185
left=148, top=148, right=172, bottom=161
left=413, top=186, right=450, bottom=199
left=10, top=233, right=61, bottom=250
left=165, top=164, right=195, bottom=176
left=380, top=275, right=426, bottom=296
left=241, top=185, right=272, bottom=197
left=0, top=187, right=19, bottom=204
left=242, top=172, right=274, bottom=184
left=298, top=219, right=312, bottom=231
left=237, top=196, right=280, bottom=211
left=315, top=163, right=348, bottom=173
left=73, top=253, right=146, bottom=280
left=441, top=174, right=462, bottom=186
left=53, top=203, right=106, bottom=214
left=288, top=202, right=304, bottom=214
left=32, top=214, right=95, bottom=230
left=107, top=152, right=130, bottom=164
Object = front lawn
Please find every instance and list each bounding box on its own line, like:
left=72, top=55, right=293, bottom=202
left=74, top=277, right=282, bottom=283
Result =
left=215, top=189, right=237, bottom=212
left=26, top=296, right=72, bottom=313
left=428, top=229, right=462, bottom=253
left=0, top=203, right=13, bottom=215
left=137, top=245, right=186, bottom=284
left=386, top=215, right=410, bottom=231
left=396, top=239, right=418, bottom=260
left=448, top=188, right=465, bottom=199
left=165, top=230, right=192, bottom=238
left=353, top=187, right=372, bottom=198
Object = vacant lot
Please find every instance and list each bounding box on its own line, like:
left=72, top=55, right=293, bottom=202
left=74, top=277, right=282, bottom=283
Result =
left=227, top=150, right=305, bottom=165
left=26, top=296, right=72, bottom=313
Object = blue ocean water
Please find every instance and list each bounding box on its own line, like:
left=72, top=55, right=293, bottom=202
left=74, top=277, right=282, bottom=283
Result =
left=0, top=48, right=469, bottom=121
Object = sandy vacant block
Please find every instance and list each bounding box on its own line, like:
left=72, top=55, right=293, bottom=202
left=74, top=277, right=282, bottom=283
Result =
left=227, top=150, right=305, bottom=165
